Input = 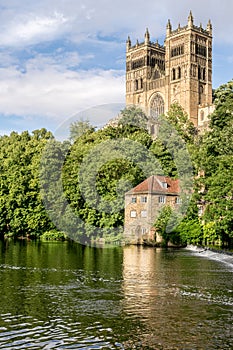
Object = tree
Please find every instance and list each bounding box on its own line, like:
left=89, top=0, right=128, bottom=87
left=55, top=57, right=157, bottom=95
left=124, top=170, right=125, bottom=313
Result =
left=118, top=106, right=148, bottom=131
left=69, top=118, right=95, bottom=142
left=0, top=129, right=56, bottom=238
left=197, top=79, right=233, bottom=246
left=164, top=102, right=197, bottom=144
left=154, top=205, right=172, bottom=246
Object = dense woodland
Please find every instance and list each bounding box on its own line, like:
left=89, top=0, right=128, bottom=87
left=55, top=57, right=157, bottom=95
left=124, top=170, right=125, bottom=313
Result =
left=0, top=80, right=232, bottom=247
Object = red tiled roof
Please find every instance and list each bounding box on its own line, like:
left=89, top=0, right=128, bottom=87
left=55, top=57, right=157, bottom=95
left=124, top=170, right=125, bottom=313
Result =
left=126, top=175, right=180, bottom=195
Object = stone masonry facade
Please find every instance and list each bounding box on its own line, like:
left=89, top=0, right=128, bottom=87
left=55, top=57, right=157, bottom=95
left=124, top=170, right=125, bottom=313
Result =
left=124, top=175, right=180, bottom=244
left=125, top=11, right=214, bottom=133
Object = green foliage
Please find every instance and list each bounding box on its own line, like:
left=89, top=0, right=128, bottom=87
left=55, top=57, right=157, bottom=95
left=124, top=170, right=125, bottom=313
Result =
left=118, top=106, right=148, bottom=130
left=174, top=219, right=203, bottom=245
left=165, top=102, right=197, bottom=144
left=0, top=81, right=233, bottom=247
left=69, top=118, right=95, bottom=142
left=197, top=79, right=233, bottom=245
left=153, top=206, right=173, bottom=245
left=0, top=129, right=55, bottom=238
left=40, top=230, right=67, bottom=241
left=203, top=222, right=219, bottom=245
left=63, top=119, right=153, bottom=242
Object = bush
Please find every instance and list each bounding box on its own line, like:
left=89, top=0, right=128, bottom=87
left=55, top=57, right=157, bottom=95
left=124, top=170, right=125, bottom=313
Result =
left=40, top=230, right=67, bottom=241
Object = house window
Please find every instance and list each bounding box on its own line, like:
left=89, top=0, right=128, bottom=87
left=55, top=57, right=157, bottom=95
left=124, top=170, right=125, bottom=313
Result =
left=131, top=197, right=137, bottom=203
left=162, top=182, right=167, bottom=188
left=142, top=227, right=147, bottom=234
left=130, top=210, right=137, bottom=218
left=140, top=196, right=147, bottom=203
left=175, top=197, right=182, bottom=204
left=158, top=196, right=166, bottom=204
left=141, top=210, right=147, bottom=218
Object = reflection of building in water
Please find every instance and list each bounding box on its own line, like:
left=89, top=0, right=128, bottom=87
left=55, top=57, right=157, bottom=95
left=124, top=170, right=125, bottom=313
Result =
left=122, top=246, right=226, bottom=349
left=122, top=246, right=179, bottom=348
left=122, top=246, right=159, bottom=308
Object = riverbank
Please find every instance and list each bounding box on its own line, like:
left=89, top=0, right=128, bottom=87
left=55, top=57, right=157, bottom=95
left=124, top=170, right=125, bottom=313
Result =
left=186, top=245, right=233, bottom=267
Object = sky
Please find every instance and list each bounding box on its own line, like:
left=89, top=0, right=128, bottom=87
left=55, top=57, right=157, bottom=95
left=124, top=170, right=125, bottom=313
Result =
left=0, top=0, right=232, bottom=136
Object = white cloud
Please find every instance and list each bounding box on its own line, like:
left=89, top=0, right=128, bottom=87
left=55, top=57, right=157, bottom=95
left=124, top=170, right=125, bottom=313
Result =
left=0, top=0, right=233, bottom=46
left=0, top=62, right=125, bottom=126
left=0, top=11, right=69, bottom=46
left=0, top=0, right=232, bottom=135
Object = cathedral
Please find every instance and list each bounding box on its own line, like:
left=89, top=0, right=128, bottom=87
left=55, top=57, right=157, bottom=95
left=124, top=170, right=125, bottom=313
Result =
left=125, top=11, right=214, bottom=132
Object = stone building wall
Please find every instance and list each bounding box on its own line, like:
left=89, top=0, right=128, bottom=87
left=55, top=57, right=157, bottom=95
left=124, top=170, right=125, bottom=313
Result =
left=125, top=12, right=214, bottom=129
left=124, top=176, right=180, bottom=244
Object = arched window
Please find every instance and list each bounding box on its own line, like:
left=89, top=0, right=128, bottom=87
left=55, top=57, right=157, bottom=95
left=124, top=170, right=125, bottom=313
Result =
left=203, top=68, right=206, bottom=81
left=135, top=80, right=138, bottom=91
left=150, top=93, right=165, bottom=119
left=140, top=78, right=143, bottom=89
left=198, top=66, right=201, bottom=80
left=177, top=66, right=181, bottom=79
left=172, top=68, right=176, bottom=80
left=199, top=85, right=204, bottom=104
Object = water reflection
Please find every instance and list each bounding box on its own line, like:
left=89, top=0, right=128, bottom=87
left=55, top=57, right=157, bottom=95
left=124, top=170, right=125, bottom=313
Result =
left=0, top=241, right=232, bottom=349
left=122, top=245, right=233, bottom=349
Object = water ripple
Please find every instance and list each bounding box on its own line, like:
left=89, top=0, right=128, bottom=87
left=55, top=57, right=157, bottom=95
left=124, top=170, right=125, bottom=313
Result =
left=0, top=313, right=123, bottom=349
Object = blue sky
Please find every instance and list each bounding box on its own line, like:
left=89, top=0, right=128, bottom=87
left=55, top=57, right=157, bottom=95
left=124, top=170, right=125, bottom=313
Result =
left=0, top=0, right=232, bottom=136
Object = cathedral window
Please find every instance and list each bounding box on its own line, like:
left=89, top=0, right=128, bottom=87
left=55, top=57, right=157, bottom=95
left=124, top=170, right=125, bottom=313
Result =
left=177, top=67, right=181, bottom=79
left=199, top=85, right=204, bottom=104
left=198, top=66, right=201, bottom=80
left=154, top=69, right=160, bottom=79
left=203, top=68, right=206, bottom=81
left=195, top=43, right=206, bottom=57
left=140, top=78, right=143, bottom=89
left=171, top=44, right=184, bottom=58
left=150, top=93, right=165, bottom=119
left=132, top=58, right=144, bottom=70
left=172, top=68, right=176, bottom=80
left=126, top=62, right=131, bottom=71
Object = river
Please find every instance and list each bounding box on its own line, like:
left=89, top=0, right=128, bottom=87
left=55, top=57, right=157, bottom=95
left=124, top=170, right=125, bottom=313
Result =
left=0, top=241, right=232, bottom=349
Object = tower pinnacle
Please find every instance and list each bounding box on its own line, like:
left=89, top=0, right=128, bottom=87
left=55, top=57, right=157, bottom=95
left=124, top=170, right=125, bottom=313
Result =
left=188, top=10, right=194, bottom=27
left=145, top=28, right=150, bottom=44
left=166, top=19, right=172, bottom=36
left=206, top=19, right=212, bottom=34
left=126, top=35, right=131, bottom=51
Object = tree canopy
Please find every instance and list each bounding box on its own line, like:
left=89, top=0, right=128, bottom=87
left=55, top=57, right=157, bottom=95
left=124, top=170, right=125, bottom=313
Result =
left=0, top=80, right=233, bottom=247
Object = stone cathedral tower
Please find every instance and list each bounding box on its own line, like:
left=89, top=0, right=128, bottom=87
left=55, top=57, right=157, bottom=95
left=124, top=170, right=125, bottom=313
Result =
left=126, top=12, right=214, bottom=130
